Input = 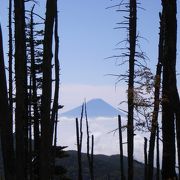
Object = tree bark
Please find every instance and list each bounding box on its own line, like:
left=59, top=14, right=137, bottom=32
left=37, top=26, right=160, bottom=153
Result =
left=76, top=118, right=83, bottom=180
left=51, top=0, right=60, bottom=145
left=147, top=12, right=164, bottom=180
left=40, top=0, right=56, bottom=179
left=0, top=24, right=15, bottom=180
left=85, top=102, right=94, bottom=180
left=8, top=0, right=13, bottom=135
left=162, top=68, right=176, bottom=179
left=144, top=137, right=148, bottom=180
left=28, top=76, right=33, bottom=180
left=127, top=0, right=137, bottom=179
left=156, top=124, right=160, bottom=180
left=162, top=0, right=180, bottom=177
left=29, top=6, right=40, bottom=179
left=51, top=3, right=60, bottom=177
left=118, top=115, right=125, bottom=180
left=90, top=135, right=94, bottom=180
left=161, top=1, right=177, bottom=179
left=14, top=0, right=27, bottom=179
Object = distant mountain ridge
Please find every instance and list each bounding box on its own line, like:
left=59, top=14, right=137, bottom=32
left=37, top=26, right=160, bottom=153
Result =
left=57, top=150, right=157, bottom=180
left=61, top=98, right=124, bottom=118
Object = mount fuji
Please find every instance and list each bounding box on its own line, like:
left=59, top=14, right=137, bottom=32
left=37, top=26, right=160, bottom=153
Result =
left=61, top=98, right=124, bottom=118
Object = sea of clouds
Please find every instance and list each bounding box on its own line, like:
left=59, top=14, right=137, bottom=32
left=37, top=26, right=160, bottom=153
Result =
left=57, top=116, right=163, bottom=165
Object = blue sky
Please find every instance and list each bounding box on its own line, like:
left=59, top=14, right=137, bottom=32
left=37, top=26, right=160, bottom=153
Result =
left=59, top=0, right=161, bottom=85
left=58, top=0, right=180, bottom=111
left=0, top=0, right=180, bottom=111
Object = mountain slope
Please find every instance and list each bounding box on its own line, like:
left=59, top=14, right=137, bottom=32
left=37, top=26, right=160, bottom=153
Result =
left=61, top=98, right=124, bottom=118
left=57, top=150, right=157, bottom=180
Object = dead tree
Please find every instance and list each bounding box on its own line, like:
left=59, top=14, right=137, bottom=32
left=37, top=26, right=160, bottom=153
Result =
left=144, top=137, right=148, bottom=180
left=51, top=2, right=60, bottom=177
left=76, top=103, right=84, bottom=180
left=85, top=102, right=94, bottom=180
left=161, top=0, right=177, bottom=179
left=118, top=115, right=125, bottom=180
left=163, top=0, right=180, bottom=177
left=156, top=124, right=160, bottom=180
left=127, top=0, right=137, bottom=179
left=8, top=0, right=13, bottom=134
left=39, top=0, right=56, bottom=179
left=147, top=12, right=164, bottom=180
left=28, top=75, right=33, bottom=180
left=108, top=1, right=139, bottom=178
left=0, top=25, right=15, bottom=180
left=90, top=135, right=94, bottom=180
left=28, top=5, right=41, bottom=179
left=76, top=118, right=83, bottom=180
left=14, top=0, right=28, bottom=179
left=51, top=0, right=60, bottom=146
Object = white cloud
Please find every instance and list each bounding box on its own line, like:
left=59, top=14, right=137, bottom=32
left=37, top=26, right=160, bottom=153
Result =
left=57, top=116, right=163, bottom=165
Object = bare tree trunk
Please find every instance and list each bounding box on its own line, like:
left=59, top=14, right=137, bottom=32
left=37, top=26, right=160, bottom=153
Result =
left=144, top=137, right=148, bottom=180
left=29, top=5, right=40, bottom=180
left=162, top=70, right=176, bottom=179
left=175, top=104, right=180, bottom=180
left=86, top=102, right=90, bottom=177
left=76, top=118, right=83, bottom=180
left=156, top=124, right=160, bottom=180
left=147, top=12, right=164, bottom=180
left=90, top=135, right=94, bottom=180
left=51, top=0, right=60, bottom=145
left=40, top=0, right=56, bottom=179
left=163, top=0, right=180, bottom=175
left=163, top=4, right=180, bottom=175
left=28, top=76, right=33, bottom=180
left=127, top=0, right=137, bottom=179
left=118, top=115, right=125, bottom=180
left=161, top=0, right=177, bottom=179
left=165, top=0, right=180, bottom=176
left=53, top=113, right=58, bottom=147
left=8, top=0, right=13, bottom=135
left=51, top=3, right=60, bottom=177
left=14, top=0, right=27, bottom=179
left=85, top=102, right=94, bottom=180
left=0, top=25, right=15, bottom=180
